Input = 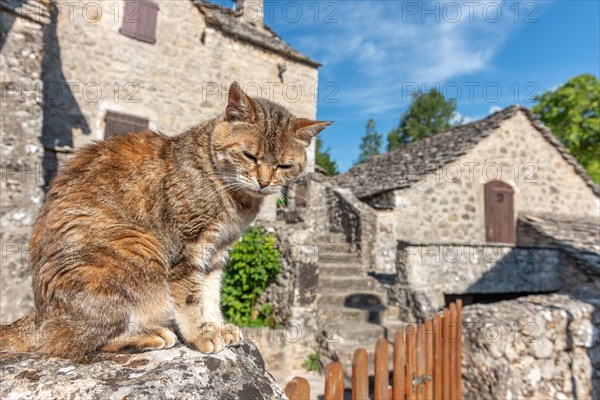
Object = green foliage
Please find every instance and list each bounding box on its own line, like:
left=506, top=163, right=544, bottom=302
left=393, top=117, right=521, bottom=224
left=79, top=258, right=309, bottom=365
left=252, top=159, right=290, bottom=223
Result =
left=532, top=74, right=600, bottom=184
left=221, top=227, right=281, bottom=327
left=355, top=118, right=382, bottom=165
left=302, top=352, right=321, bottom=372
left=387, top=88, right=460, bottom=151
left=315, top=138, right=339, bottom=176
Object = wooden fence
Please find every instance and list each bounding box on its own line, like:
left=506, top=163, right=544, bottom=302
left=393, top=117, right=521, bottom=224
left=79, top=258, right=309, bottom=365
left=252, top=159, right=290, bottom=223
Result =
left=285, top=300, right=463, bottom=400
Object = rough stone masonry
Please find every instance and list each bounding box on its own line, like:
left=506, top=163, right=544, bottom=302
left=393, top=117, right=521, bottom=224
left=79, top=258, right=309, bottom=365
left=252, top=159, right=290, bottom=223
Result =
left=0, top=1, right=49, bottom=323
left=0, top=341, right=286, bottom=399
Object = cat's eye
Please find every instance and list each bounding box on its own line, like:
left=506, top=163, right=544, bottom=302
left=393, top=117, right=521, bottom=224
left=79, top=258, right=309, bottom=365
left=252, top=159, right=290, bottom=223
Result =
left=243, top=151, right=257, bottom=162
left=278, top=164, right=293, bottom=170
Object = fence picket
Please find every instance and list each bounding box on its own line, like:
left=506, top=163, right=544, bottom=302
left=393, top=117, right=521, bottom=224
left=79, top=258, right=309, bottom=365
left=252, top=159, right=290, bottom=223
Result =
left=417, top=324, right=426, bottom=400
left=285, top=377, right=310, bottom=400
left=425, top=319, right=433, bottom=400
left=406, top=324, right=417, bottom=400
left=375, top=338, right=390, bottom=400
left=449, top=303, right=457, bottom=400
left=442, top=308, right=450, bottom=400
left=433, top=314, right=442, bottom=400
left=284, top=301, right=463, bottom=400
left=352, top=348, right=369, bottom=400
left=324, top=362, right=344, bottom=400
left=393, top=331, right=406, bottom=400
left=456, top=300, right=463, bottom=400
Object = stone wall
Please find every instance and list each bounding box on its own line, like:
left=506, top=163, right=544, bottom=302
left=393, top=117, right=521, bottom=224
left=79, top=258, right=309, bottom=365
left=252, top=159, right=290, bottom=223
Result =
left=462, top=294, right=596, bottom=399
left=372, top=110, right=599, bottom=272
left=388, top=242, right=568, bottom=321
left=0, top=4, right=48, bottom=322
left=246, top=326, right=321, bottom=389
left=328, top=187, right=377, bottom=271
left=256, top=222, right=320, bottom=325
left=517, top=214, right=600, bottom=281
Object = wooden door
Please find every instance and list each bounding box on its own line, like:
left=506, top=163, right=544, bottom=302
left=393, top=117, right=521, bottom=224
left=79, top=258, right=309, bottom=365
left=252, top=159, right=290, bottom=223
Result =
left=484, top=181, right=515, bottom=243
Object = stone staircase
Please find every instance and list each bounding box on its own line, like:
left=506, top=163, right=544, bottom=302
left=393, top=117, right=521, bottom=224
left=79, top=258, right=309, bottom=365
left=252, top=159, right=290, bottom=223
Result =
left=315, top=233, right=402, bottom=375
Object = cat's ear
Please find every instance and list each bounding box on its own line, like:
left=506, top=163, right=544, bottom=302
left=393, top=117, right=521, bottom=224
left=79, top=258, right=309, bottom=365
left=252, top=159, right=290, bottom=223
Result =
left=225, top=82, right=256, bottom=124
left=293, top=118, right=333, bottom=146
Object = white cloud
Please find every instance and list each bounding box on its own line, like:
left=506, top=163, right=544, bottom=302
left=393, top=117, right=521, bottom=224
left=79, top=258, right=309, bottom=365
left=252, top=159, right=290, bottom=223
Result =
left=288, top=1, right=527, bottom=116
left=452, top=111, right=479, bottom=125
left=489, top=105, right=503, bottom=114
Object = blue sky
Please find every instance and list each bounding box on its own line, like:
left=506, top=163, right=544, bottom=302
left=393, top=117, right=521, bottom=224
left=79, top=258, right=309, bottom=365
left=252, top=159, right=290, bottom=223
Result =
left=237, top=1, right=600, bottom=171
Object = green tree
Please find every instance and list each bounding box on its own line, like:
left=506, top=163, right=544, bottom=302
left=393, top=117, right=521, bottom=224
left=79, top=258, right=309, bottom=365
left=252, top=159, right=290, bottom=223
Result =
left=355, top=118, right=382, bottom=165
left=532, top=74, right=600, bottom=183
left=387, top=88, right=459, bottom=151
left=315, top=138, right=339, bottom=176
left=386, top=126, right=413, bottom=151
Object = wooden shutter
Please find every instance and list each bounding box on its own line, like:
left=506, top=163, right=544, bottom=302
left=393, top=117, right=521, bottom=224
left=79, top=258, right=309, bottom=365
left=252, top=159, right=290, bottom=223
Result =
left=484, top=181, right=515, bottom=243
left=104, top=111, right=149, bottom=139
left=119, top=0, right=139, bottom=39
left=119, top=0, right=159, bottom=44
left=136, top=0, right=159, bottom=43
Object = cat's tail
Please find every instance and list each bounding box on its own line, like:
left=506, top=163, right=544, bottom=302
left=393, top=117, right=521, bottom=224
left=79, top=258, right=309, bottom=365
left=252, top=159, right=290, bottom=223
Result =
left=0, top=311, right=39, bottom=353
left=0, top=311, right=111, bottom=362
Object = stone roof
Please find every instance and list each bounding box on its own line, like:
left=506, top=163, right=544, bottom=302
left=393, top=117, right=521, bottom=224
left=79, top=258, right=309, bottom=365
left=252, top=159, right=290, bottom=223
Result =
left=193, top=0, right=321, bottom=67
left=519, top=213, right=600, bottom=277
left=333, top=106, right=600, bottom=199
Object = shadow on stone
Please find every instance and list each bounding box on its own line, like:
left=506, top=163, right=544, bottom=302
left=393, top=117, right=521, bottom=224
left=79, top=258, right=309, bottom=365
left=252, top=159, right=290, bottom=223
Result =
left=41, top=3, right=89, bottom=191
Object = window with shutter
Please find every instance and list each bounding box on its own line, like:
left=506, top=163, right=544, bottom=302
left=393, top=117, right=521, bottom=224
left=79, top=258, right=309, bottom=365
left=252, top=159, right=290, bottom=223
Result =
left=104, top=111, right=149, bottom=139
left=119, top=0, right=159, bottom=44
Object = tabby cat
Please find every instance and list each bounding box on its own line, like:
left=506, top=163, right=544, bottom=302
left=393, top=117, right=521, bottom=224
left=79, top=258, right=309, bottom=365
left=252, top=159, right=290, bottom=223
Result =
left=0, top=82, right=331, bottom=361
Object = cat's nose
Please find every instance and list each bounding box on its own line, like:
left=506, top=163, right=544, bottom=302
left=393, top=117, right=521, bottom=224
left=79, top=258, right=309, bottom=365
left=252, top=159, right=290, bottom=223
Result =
left=258, top=180, right=270, bottom=189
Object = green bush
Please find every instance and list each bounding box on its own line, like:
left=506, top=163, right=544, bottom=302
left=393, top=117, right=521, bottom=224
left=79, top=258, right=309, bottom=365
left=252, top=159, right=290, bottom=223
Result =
left=221, top=227, right=281, bottom=327
left=302, top=352, right=321, bottom=372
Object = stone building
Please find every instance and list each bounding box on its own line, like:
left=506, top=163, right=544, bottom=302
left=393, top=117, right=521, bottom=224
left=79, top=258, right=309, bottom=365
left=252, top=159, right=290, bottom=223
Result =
left=0, top=0, right=322, bottom=322
left=321, top=105, right=599, bottom=329
left=334, top=106, right=599, bottom=274
left=41, top=0, right=319, bottom=153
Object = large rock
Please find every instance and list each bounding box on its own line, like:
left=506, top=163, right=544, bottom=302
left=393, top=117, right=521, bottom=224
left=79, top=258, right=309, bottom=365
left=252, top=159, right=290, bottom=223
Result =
left=462, top=294, right=596, bottom=400
left=0, top=341, right=286, bottom=399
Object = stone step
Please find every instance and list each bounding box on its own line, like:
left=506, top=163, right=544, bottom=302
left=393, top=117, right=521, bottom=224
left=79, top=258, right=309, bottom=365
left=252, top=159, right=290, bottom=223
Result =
left=314, top=241, right=352, bottom=253
left=322, top=322, right=395, bottom=375
left=314, top=233, right=347, bottom=243
left=318, top=305, right=401, bottom=324
left=319, top=264, right=364, bottom=276
left=317, top=290, right=388, bottom=307
left=324, top=321, right=386, bottom=344
left=382, top=321, right=406, bottom=338
left=318, top=276, right=379, bottom=291
left=326, top=340, right=395, bottom=377
left=318, top=253, right=360, bottom=264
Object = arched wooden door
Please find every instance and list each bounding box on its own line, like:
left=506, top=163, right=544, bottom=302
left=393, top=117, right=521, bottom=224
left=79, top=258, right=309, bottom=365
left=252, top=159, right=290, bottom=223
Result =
left=484, top=181, right=515, bottom=243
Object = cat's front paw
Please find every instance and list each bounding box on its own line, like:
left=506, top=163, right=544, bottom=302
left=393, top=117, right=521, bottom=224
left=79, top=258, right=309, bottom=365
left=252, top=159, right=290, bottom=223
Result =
left=190, top=322, right=243, bottom=353
left=191, top=322, right=224, bottom=353
left=221, top=323, right=243, bottom=346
